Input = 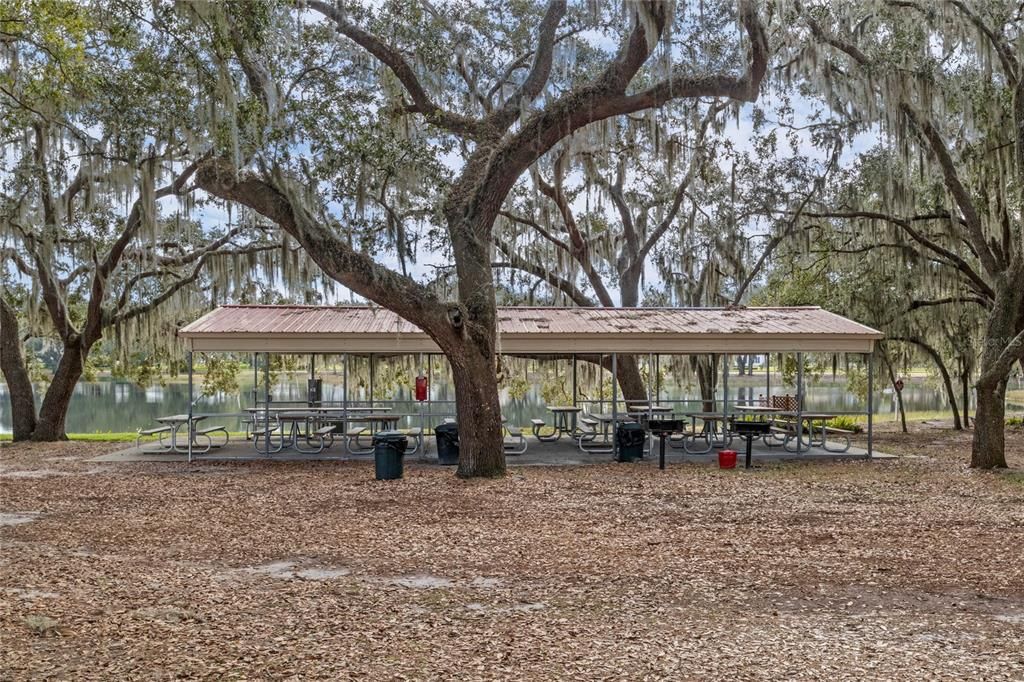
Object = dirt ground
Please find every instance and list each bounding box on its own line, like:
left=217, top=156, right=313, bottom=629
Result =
left=2, top=422, right=1023, bottom=680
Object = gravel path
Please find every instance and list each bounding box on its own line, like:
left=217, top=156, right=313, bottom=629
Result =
left=2, top=426, right=1023, bottom=680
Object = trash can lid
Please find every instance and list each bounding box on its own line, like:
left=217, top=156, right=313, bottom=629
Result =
left=435, top=422, right=458, bottom=432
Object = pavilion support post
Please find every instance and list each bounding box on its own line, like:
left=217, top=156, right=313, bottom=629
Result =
left=611, top=353, right=618, bottom=459
left=343, top=353, right=349, bottom=414
left=866, top=351, right=874, bottom=459
left=648, top=352, right=654, bottom=408
left=369, top=353, right=375, bottom=407
left=723, top=354, right=730, bottom=417
left=796, top=352, right=804, bottom=452
left=647, top=352, right=654, bottom=454
left=253, top=353, right=258, bottom=407
left=766, top=353, right=771, bottom=404
left=655, top=355, right=661, bottom=406
left=309, top=354, right=316, bottom=407
left=419, top=352, right=425, bottom=441
left=187, top=351, right=193, bottom=464
left=571, top=354, right=577, bottom=408
left=264, top=351, right=271, bottom=457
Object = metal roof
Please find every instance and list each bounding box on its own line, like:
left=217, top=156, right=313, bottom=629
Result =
left=179, top=305, right=882, bottom=354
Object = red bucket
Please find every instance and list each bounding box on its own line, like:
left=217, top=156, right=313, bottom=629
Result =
left=718, top=450, right=737, bottom=469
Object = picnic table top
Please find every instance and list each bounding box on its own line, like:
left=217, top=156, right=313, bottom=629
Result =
left=276, top=411, right=404, bottom=420
left=734, top=405, right=784, bottom=413
left=243, top=405, right=392, bottom=413
left=589, top=413, right=637, bottom=422
left=547, top=405, right=582, bottom=412
left=156, top=414, right=207, bottom=424
left=683, top=411, right=730, bottom=420
left=625, top=406, right=674, bottom=413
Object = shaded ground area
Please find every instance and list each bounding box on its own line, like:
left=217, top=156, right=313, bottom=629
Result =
left=2, top=423, right=1023, bottom=680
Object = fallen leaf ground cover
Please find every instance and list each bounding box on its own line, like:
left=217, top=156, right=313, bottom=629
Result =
left=2, top=423, right=1023, bottom=680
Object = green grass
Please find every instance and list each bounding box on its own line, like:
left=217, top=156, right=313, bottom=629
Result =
left=998, top=471, right=1024, bottom=486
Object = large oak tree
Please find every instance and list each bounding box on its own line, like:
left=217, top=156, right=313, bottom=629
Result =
left=785, top=0, right=1023, bottom=467
left=191, top=0, right=769, bottom=477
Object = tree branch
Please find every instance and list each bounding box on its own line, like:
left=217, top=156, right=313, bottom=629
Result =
left=977, top=326, right=1024, bottom=388
left=306, top=0, right=482, bottom=137
left=802, top=210, right=996, bottom=301
left=638, top=102, right=728, bottom=265
left=945, top=0, right=1018, bottom=81
left=195, top=158, right=452, bottom=337
left=492, top=0, right=567, bottom=127
left=499, top=210, right=570, bottom=253
left=492, top=238, right=593, bottom=307
left=899, top=103, right=1001, bottom=277
left=908, top=296, right=989, bottom=311
left=536, top=158, right=615, bottom=306
left=492, top=0, right=767, bottom=200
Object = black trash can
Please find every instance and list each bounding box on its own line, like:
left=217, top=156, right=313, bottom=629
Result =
left=615, top=422, right=646, bottom=463
left=435, top=422, right=459, bottom=466
left=373, top=430, right=408, bottom=480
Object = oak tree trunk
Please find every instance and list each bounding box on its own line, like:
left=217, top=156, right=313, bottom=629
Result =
left=449, top=343, right=506, bottom=477
left=969, top=276, right=1023, bottom=468
left=882, top=352, right=908, bottom=434
left=896, top=337, right=962, bottom=430
left=614, top=355, right=647, bottom=402
left=933, top=351, right=963, bottom=431
left=606, top=268, right=647, bottom=401
left=693, top=356, right=717, bottom=413
left=971, top=378, right=1007, bottom=468
left=960, top=358, right=971, bottom=428
left=0, top=296, right=37, bottom=441
left=30, top=341, right=86, bottom=441
left=447, top=201, right=507, bottom=477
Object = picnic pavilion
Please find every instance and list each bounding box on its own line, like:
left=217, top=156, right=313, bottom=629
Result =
left=127, top=304, right=885, bottom=464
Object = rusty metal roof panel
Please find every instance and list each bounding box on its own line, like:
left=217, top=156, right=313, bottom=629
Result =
left=179, top=305, right=882, bottom=354
left=182, top=305, right=882, bottom=337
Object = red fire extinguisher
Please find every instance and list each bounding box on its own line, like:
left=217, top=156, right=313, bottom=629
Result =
left=415, top=374, right=428, bottom=401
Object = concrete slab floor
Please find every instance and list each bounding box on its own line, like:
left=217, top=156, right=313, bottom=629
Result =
left=90, top=435, right=894, bottom=466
